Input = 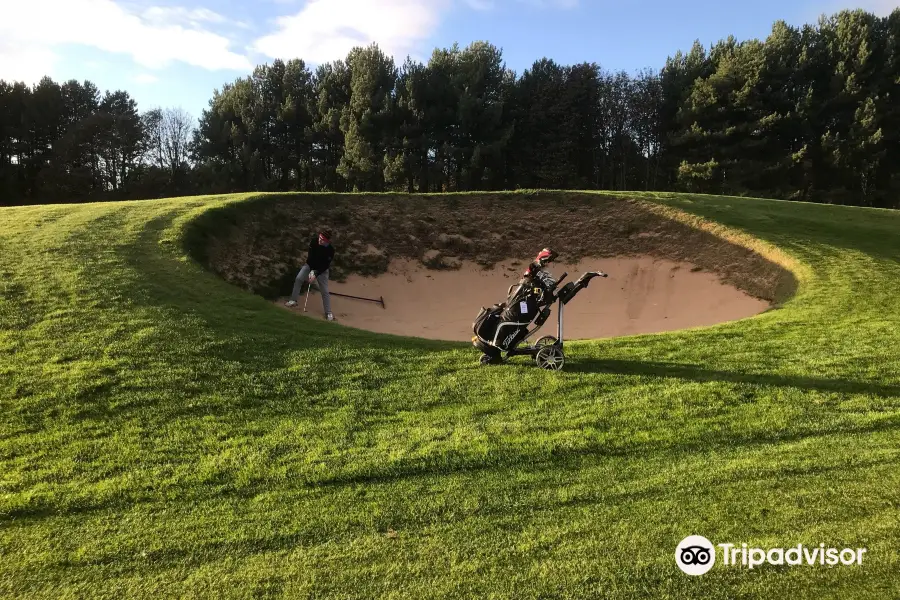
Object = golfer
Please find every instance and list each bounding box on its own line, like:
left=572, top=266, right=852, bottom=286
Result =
left=286, top=230, right=336, bottom=321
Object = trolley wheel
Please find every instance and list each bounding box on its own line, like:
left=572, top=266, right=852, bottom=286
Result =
left=534, top=336, right=559, bottom=348
left=480, top=353, right=502, bottom=365
left=535, top=345, right=565, bottom=370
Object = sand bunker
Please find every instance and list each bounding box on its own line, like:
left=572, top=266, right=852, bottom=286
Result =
left=187, top=192, right=796, bottom=341
left=277, top=256, right=770, bottom=341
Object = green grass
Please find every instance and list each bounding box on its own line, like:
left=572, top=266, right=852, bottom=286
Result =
left=1, top=191, right=898, bottom=599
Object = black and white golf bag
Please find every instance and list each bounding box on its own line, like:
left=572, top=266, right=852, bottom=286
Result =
left=473, top=264, right=557, bottom=358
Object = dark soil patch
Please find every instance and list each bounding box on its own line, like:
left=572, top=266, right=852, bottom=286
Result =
left=183, top=192, right=796, bottom=304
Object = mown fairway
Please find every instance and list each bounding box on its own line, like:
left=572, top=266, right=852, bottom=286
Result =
left=1, top=192, right=898, bottom=599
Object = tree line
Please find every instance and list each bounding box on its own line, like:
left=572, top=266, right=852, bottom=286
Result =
left=1, top=8, right=897, bottom=209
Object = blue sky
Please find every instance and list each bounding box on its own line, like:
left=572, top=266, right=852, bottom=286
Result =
left=0, top=0, right=894, bottom=120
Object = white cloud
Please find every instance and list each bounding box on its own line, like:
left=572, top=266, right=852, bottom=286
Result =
left=462, top=0, right=578, bottom=12
left=0, top=39, right=58, bottom=84
left=253, top=0, right=449, bottom=64
left=134, top=73, right=160, bottom=84
left=142, top=6, right=228, bottom=25
left=0, top=0, right=252, bottom=84
left=252, top=0, right=579, bottom=66
left=142, top=6, right=253, bottom=30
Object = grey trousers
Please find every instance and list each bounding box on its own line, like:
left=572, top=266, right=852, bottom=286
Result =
left=290, top=265, right=331, bottom=313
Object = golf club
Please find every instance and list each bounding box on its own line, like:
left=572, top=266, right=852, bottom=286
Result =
left=303, top=281, right=311, bottom=312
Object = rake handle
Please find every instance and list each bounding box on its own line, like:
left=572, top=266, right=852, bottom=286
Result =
left=325, top=290, right=386, bottom=309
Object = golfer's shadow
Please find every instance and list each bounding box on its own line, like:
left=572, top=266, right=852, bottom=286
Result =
left=567, top=358, right=900, bottom=398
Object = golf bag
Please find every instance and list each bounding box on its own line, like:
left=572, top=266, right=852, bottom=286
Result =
left=472, top=248, right=609, bottom=369
left=473, top=249, right=558, bottom=360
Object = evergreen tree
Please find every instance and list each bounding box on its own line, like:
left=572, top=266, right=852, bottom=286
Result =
left=311, top=61, right=351, bottom=191
left=337, top=44, right=397, bottom=192
left=2, top=6, right=899, bottom=209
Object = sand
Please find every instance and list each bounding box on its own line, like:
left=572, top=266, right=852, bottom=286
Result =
left=276, top=256, right=771, bottom=341
left=205, top=193, right=796, bottom=307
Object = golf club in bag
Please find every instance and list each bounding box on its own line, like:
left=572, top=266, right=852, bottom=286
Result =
left=472, top=248, right=608, bottom=371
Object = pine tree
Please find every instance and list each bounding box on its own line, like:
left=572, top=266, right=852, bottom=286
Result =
left=337, top=44, right=397, bottom=192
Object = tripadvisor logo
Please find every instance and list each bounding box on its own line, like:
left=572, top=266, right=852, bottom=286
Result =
left=675, top=535, right=868, bottom=576
left=676, top=535, right=716, bottom=575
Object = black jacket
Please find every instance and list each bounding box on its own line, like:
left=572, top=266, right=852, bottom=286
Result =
left=306, top=236, right=335, bottom=273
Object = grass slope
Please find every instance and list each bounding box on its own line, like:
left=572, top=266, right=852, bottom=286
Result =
left=0, top=191, right=898, bottom=599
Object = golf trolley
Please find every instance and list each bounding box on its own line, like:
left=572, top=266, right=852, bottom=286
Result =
left=472, top=250, right=608, bottom=371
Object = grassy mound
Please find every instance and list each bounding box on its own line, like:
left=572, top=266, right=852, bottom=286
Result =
left=1, top=191, right=898, bottom=599
left=185, top=191, right=796, bottom=304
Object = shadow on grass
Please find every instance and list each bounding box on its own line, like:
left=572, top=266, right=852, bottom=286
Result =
left=308, top=414, right=900, bottom=491
left=11, top=201, right=893, bottom=524
left=567, top=358, right=900, bottom=398
left=7, top=408, right=900, bottom=525
left=42, top=451, right=900, bottom=581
